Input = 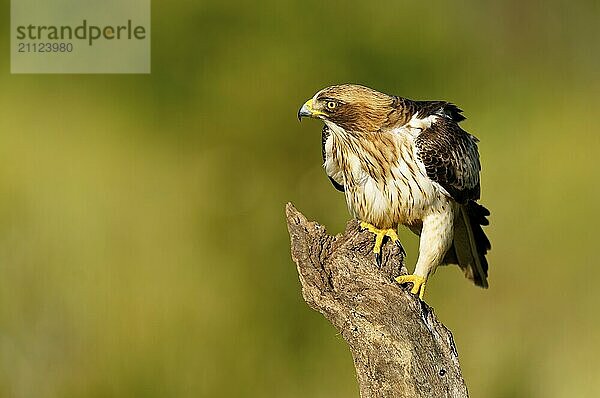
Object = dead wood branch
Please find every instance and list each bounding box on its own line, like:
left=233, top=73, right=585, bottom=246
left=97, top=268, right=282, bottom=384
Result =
left=285, top=203, right=468, bottom=398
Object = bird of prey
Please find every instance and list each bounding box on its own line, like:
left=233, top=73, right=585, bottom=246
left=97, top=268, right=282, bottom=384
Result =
left=298, top=84, right=490, bottom=299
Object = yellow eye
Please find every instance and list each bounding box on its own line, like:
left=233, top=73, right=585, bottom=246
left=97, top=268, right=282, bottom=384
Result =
left=326, top=101, right=337, bottom=110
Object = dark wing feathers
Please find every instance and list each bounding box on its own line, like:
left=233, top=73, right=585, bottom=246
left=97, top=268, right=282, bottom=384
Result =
left=415, top=117, right=481, bottom=203
left=415, top=100, right=466, bottom=122
left=321, top=125, right=345, bottom=192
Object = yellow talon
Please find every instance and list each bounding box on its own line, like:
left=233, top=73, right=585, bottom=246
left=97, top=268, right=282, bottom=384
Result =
left=360, top=221, right=399, bottom=254
left=395, top=274, right=427, bottom=299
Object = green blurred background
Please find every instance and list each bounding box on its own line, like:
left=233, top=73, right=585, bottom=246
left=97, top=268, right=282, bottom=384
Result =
left=1, top=1, right=599, bottom=397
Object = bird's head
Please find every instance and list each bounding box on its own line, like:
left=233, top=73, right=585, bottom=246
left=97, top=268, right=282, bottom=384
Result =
left=298, top=84, right=396, bottom=132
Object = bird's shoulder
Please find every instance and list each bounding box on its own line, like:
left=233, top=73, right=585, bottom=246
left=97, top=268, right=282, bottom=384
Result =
left=413, top=100, right=466, bottom=123
left=384, top=97, right=466, bottom=128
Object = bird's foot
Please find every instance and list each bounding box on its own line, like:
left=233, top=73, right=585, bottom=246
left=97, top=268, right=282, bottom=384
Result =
left=395, top=274, right=427, bottom=299
left=359, top=221, right=403, bottom=265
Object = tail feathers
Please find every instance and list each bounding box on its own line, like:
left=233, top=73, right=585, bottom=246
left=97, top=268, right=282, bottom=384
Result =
left=444, top=201, right=491, bottom=288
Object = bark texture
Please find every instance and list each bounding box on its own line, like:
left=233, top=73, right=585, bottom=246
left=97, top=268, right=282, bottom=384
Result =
left=285, top=203, right=468, bottom=398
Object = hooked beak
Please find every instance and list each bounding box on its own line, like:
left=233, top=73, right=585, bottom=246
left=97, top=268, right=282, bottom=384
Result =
left=297, top=99, right=313, bottom=121
left=297, top=99, right=324, bottom=121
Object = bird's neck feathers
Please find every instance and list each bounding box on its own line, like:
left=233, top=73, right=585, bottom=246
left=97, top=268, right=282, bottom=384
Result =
left=324, top=120, right=400, bottom=179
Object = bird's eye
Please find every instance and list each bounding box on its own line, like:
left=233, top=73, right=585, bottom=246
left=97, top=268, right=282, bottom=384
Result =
left=326, top=101, right=337, bottom=110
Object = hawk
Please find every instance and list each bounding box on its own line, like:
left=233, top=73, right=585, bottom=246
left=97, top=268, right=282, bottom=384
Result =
left=298, top=84, right=491, bottom=298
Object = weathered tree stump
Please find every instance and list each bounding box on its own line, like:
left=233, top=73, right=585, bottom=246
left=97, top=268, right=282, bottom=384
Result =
left=285, top=203, right=468, bottom=398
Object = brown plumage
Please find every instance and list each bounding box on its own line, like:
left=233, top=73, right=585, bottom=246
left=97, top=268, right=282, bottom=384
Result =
left=298, top=84, right=491, bottom=297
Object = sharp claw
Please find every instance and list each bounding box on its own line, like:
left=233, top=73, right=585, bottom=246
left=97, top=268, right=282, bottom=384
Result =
left=375, top=252, right=382, bottom=267
left=395, top=240, right=406, bottom=256
left=360, top=221, right=407, bottom=269
left=395, top=275, right=427, bottom=299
